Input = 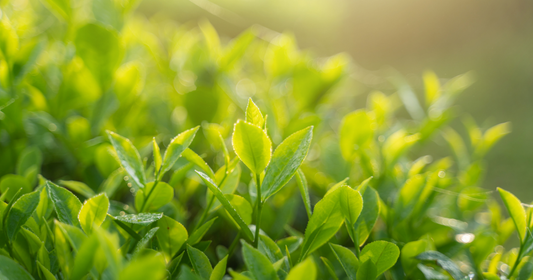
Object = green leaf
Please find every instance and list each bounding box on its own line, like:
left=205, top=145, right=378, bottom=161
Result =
left=356, top=259, right=377, bottom=280
left=133, top=227, right=159, bottom=255
left=321, top=257, right=339, bottom=280
left=353, top=187, right=380, bottom=246
left=261, top=126, right=313, bottom=201
left=188, top=217, right=217, bottom=246
left=153, top=138, right=162, bottom=175
left=498, top=187, right=526, bottom=241
left=119, top=253, right=167, bottom=280
left=222, top=194, right=253, bottom=225
left=114, top=212, right=163, bottom=226
left=258, top=234, right=284, bottom=263
left=295, top=169, right=312, bottom=218
left=47, top=181, right=82, bottom=227
left=187, top=244, right=213, bottom=279
left=209, top=164, right=241, bottom=211
left=60, top=180, right=96, bottom=198
left=517, top=261, right=533, bottom=280
left=245, top=98, right=265, bottom=128
left=71, top=234, right=99, bottom=280
left=75, top=23, right=121, bottom=88
left=135, top=181, right=174, bottom=212
left=202, top=123, right=230, bottom=166
left=242, top=241, right=279, bottom=280
left=417, top=264, right=449, bottom=280
left=107, top=131, right=146, bottom=188
left=5, top=190, right=40, bottom=241
left=182, top=148, right=215, bottom=180
left=157, top=215, right=188, bottom=260
left=36, top=261, right=55, bottom=280
left=329, top=243, right=358, bottom=280
left=339, top=187, right=363, bottom=232
left=339, top=109, right=373, bottom=161
left=79, top=193, right=109, bottom=234
left=178, top=265, right=205, bottom=280
left=0, top=255, right=35, bottom=280
left=0, top=174, right=32, bottom=202
left=300, top=186, right=346, bottom=260
left=423, top=70, right=441, bottom=106
left=196, top=171, right=254, bottom=241
left=56, top=221, right=87, bottom=250
left=416, top=251, right=465, bottom=280
left=286, top=257, right=316, bottom=280
left=161, top=126, right=200, bottom=175
left=360, top=241, right=400, bottom=276
left=232, top=120, right=272, bottom=175
left=210, top=255, right=228, bottom=280
left=40, top=0, right=71, bottom=21
left=401, top=239, right=430, bottom=276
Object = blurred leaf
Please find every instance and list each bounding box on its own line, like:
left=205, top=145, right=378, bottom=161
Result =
left=423, top=70, right=441, bottom=106
left=119, top=253, right=167, bottom=280
left=416, top=251, right=464, bottom=280
left=0, top=174, right=31, bottom=202
left=60, top=180, right=96, bottom=198
left=339, top=110, right=373, bottom=161
left=321, top=257, right=339, bottom=280
left=40, top=0, right=71, bottom=21
left=401, top=239, right=430, bottom=276
left=152, top=138, right=162, bottom=175
left=75, top=23, right=121, bottom=88
left=0, top=255, right=35, bottom=280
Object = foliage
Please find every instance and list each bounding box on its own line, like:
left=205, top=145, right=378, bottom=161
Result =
left=0, top=0, right=521, bottom=279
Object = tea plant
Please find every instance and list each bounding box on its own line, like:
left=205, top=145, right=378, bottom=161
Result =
left=0, top=0, right=525, bottom=279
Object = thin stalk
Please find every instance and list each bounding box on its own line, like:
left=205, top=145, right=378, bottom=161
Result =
left=192, top=173, right=229, bottom=232
left=253, top=174, right=262, bottom=248
left=227, top=232, right=241, bottom=258
left=139, top=167, right=163, bottom=213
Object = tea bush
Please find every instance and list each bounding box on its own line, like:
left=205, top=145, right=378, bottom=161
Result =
left=0, top=0, right=525, bottom=279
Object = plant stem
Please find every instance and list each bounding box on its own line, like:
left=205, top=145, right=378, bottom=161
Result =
left=139, top=167, right=162, bottom=213
left=192, top=173, right=229, bottom=232
left=253, top=173, right=262, bottom=248
left=509, top=237, right=526, bottom=278
left=227, top=232, right=241, bottom=258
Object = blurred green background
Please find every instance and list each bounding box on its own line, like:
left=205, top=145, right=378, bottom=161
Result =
left=137, top=0, right=533, bottom=200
